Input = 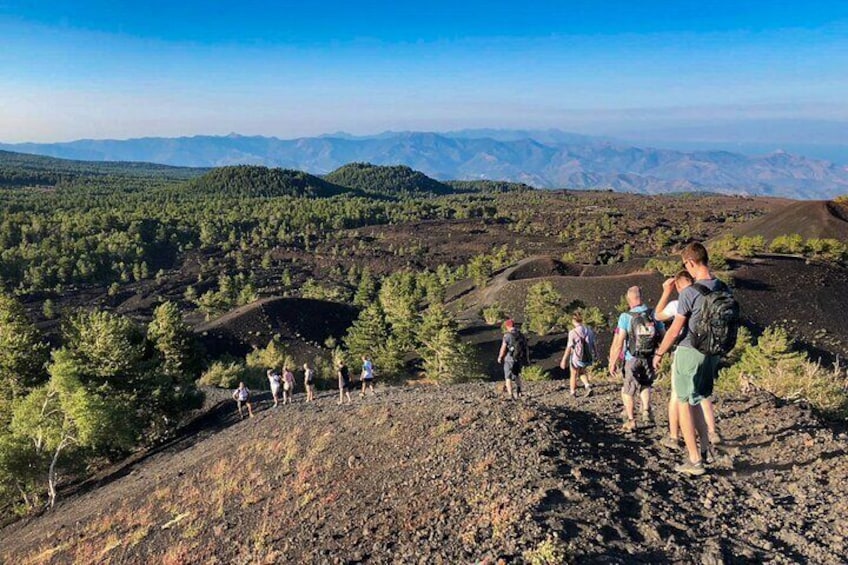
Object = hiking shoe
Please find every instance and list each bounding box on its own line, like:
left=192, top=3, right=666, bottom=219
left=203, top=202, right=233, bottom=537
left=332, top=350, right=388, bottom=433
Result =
left=622, top=419, right=636, bottom=433
left=675, top=460, right=706, bottom=476
left=701, top=448, right=715, bottom=465
left=641, top=410, right=652, bottom=424
left=660, top=436, right=681, bottom=451
left=584, top=387, right=592, bottom=398
left=709, top=431, right=723, bottom=446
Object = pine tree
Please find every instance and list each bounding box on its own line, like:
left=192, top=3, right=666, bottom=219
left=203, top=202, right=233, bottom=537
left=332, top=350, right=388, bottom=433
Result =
left=353, top=267, right=377, bottom=307
left=343, top=303, right=402, bottom=378
left=524, top=281, right=563, bottom=336
left=0, top=293, right=49, bottom=407
left=417, top=304, right=479, bottom=383
left=148, top=301, right=200, bottom=381
left=378, top=271, right=420, bottom=351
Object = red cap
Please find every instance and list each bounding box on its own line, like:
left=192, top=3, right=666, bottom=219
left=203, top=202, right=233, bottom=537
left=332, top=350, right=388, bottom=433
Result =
left=504, top=319, right=515, bottom=329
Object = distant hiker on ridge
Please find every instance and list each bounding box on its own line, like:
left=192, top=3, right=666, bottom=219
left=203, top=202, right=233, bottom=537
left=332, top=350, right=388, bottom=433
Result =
left=232, top=382, right=254, bottom=419
left=609, top=286, right=663, bottom=432
left=303, top=362, right=316, bottom=403
left=282, top=365, right=295, bottom=405
left=360, top=355, right=376, bottom=397
left=498, top=319, right=529, bottom=400
left=559, top=311, right=597, bottom=397
left=337, top=359, right=352, bottom=405
left=267, top=368, right=282, bottom=408
left=653, top=242, right=739, bottom=476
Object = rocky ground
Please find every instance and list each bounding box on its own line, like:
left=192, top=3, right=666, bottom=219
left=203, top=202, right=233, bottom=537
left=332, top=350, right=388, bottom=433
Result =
left=1, top=379, right=846, bottom=564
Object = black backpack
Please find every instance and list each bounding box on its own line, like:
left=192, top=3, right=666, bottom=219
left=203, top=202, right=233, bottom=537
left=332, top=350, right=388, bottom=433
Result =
left=508, top=331, right=528, bottom=365
left=691, top=281, right=740, bottom=356
left=627, top=309, right=659, bottom=358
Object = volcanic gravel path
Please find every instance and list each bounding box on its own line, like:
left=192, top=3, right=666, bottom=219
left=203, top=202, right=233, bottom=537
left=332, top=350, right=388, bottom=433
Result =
left=1, top=381, right=846, bottom=564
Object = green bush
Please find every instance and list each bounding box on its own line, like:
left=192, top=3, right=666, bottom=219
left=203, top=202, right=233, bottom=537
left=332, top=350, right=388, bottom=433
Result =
left=521, top=365, right=551, bottom=382
left=524, top=535, right=569, bottom=565
left=198, top=361, right=245, bottom=389
left=721, top=326, right=848, bottom=418
left=481, top=304, right=505, bottom=325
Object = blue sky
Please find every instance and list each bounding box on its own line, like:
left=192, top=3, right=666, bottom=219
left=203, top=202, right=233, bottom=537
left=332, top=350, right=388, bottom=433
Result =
left=1, top=1, right=847, bottom=142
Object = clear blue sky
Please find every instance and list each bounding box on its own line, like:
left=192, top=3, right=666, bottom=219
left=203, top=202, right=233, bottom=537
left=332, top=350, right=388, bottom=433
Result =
left=1, top=1, right=847, bottom=142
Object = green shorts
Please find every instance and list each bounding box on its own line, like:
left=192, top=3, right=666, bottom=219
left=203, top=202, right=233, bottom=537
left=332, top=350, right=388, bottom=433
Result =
left=672, top=346, right=720, bottom=405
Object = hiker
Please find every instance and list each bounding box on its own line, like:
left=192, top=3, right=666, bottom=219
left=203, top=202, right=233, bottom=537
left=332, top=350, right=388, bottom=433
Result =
left=337, top=360, right=352, bottom=405
left=360, top=355, right=376, bottom=397
left=609, top=286, right=663, bottom=432
left=232, top=382, right=254, bottom=419
left=655, top=271, right=722, bottom=450
left=559, top=312, right=597, bottom=397
left=653, top=242, right=739, bottom=476
left=497, top=319, right=529, bottom=400
left=303, top=362, right=316, bottom=403
left=282, top=365, right=295, bottom=405
left=267, top=368, right=282, bottom=408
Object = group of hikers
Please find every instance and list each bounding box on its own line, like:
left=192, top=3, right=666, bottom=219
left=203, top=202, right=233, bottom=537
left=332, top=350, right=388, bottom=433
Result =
left=498, top=242, right=739, bottom=476
left=232, top=241, right=737, bottom=477
left=231, top=355, right=377, bottom=418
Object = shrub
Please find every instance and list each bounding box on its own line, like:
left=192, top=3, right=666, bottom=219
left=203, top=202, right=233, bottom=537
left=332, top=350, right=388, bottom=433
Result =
left=768, top=233, right=804, bottom=254
left=481, top=304, right=505, bottom=325
left=722, top=326, right=848, bottom=418
left=524, top=535, right=569, bottom=565
left=645, top=257, right=680, bottom=277
left=198, top=361, right=245, bottom=389
left=579, top=306, right=608, bottom=329
left=521, top=365, right=551, bottom=382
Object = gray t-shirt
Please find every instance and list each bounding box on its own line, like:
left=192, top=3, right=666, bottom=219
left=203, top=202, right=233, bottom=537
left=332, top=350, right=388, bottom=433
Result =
left=677, top=278, right=724, bottom=349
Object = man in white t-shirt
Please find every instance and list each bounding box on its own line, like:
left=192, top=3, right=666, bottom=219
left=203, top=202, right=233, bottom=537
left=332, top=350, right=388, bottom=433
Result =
left=360, top=355, right=376, bottom=397
left=267, top=368, right=282, bottom=407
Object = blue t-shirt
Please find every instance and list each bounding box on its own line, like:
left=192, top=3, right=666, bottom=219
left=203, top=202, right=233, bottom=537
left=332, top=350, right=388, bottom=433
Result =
left=362, top=360, right=374, bottom=380
left=677, top=278, right=724, bottom=349
left=616, top=305, right=663, bottom=361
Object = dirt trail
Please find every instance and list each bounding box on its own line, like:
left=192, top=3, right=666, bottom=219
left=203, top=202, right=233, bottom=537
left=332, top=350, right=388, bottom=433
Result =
left=1, top=381, right=845, bottom=564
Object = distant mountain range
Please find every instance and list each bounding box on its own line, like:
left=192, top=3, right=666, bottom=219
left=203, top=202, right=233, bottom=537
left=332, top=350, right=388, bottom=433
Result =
left=3, top=130, right=848, bottom=199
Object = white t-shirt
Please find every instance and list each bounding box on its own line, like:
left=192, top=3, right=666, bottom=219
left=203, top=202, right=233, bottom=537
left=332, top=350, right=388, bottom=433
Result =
left=268, top=372, right=281, bottom=388
left=662, top=300, right=678, bottom=321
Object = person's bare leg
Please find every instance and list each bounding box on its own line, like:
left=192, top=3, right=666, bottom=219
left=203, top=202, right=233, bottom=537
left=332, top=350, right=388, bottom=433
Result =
left=692, top=403, right=710, bottom=452
left=505, top=379, right=514, bottom=399
left=701, top=398, right=717, bottom=434
left=345, top=391, right=352, bottom=404
left=622, top=393, right=635, bottom=421
left=247, top=402, right=254, bottom=418
left=640, top=388, right=652, bottom=416
left=569, top=365, right=578, bottom=394
left=678, top=399, right=701, bottom=463
left=338, top=389, right=343, bottom=404
left=668, top=397, right=679, bottom=438
left=580, top=372, right=591, bottom=389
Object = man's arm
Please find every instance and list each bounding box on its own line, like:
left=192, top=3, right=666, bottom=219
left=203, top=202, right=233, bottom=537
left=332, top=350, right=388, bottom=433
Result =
left=497, top=340, right=507, bottom=364
left=608, top=331, right=626, bottom=377
left=652, top=314, right=687, bottom=370
left=654, top=277, right=676, bottom=322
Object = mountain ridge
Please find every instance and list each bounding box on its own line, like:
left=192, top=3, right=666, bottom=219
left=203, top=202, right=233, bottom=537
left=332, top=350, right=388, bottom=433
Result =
left=3, top=131, right=848, bottom=199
